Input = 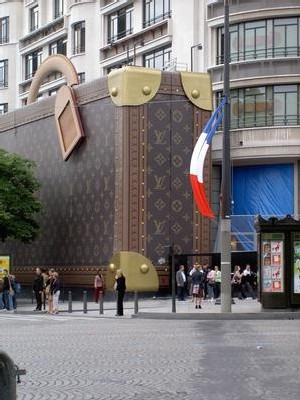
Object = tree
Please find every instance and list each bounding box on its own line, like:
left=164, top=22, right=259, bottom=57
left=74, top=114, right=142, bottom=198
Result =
left=0, top=149, right=42, bottom=243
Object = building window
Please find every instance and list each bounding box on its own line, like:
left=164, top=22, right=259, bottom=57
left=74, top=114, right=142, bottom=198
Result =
left=143, top=0, right=171, bottom=28
left=0, top=59, right=8, bottom=88
left=217, top=17, right=300, bottom=64
left=73, top=21, right=85, bottom=54
left=77, top=72, right=85, bottom=83
left=218, top=84, right=300, bottom=129
left=108, top=5, right=133, bottom=43
left=29, top=5, right=39, bottom=32
left=49, top=37, right=67, bottom=55
left=54, top=0, right=64, bottom=19
left=0, top=16, right=9, bottom=44
left=25, top=49, right=42, bottom=80
left=143, top=46, right=171, bottom=69
left=0, top=103, right=8, bottom=114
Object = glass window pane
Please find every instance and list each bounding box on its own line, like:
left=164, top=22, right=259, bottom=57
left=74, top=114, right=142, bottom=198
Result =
left=230, top=30, right=238, bottom=61
left=274, top=18, right=297, bottom=26
left=286, top=25, right=297, bottom=54
left=245, top=29, right=255, bottom=59
left=256, top=27, right=266, bottom=50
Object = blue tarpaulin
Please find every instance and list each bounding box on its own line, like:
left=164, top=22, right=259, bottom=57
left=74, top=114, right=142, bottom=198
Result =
left=232, top=164, right=294, bottom=250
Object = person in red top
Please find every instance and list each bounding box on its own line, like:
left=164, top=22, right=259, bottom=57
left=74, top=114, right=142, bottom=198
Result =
left=94, top=269, right=104, bottom=303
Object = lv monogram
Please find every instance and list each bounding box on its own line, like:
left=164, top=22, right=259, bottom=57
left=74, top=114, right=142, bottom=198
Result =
left=154, top=175, right=167, bottom=190
left=154, top=130, right=167, bottom=145
left=154, top=220, right=167, bottom=235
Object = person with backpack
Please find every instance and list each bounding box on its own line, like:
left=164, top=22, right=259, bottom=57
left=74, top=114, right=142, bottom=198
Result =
left=191, top=263, right=205, bottom=309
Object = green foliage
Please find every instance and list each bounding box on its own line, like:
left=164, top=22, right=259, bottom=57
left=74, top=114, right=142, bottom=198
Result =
left=0, top=148, right=42, bottom=243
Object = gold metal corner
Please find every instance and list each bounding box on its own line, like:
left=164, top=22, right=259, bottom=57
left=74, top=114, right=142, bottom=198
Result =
left=106, top=251, right=159, bottom=292
left=180, top=71, right=213, bottom=111
left=108, top=66, right=162, bottom=106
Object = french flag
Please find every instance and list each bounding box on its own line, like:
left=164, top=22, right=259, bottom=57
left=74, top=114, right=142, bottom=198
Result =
left=190, top=97, right=227, bottom=219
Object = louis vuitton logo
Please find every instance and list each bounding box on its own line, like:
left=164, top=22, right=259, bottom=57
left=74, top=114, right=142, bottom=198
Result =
left=154, top=175, right=167, bottom=190
left=154, top=130, right=167, bottom=145
left=154, top=220, right=167, bottom=235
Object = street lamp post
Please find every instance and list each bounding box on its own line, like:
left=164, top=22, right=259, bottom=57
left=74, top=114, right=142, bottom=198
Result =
left=220, top=0, right=232, bottom=313
left=133, top=39, right=144, bottom=65
left=190, top=43, right=202, bottom=72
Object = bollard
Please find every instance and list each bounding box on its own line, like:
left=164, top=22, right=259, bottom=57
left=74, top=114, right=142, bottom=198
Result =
left=99, top=293, right=104, bottom=315
left=83, top=291, right=88, bottom=314
left=0, top=351, right=17, bottom=400
left=68, top=291, right=72, bottom=313
left=134, top=291, right=139, bottom=314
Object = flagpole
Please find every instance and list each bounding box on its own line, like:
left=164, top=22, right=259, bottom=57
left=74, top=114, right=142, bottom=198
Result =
left=220, top=0, right=232, bottom=313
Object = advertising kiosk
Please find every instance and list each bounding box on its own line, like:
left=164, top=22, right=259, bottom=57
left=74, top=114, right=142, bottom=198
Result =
left=255, top=215, right=300, bottom=309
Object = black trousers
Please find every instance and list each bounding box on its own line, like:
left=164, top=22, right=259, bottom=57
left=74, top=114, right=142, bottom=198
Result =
left=117, top=291, right=125, bottom=316
left=35, top=291, right=42, bottom=310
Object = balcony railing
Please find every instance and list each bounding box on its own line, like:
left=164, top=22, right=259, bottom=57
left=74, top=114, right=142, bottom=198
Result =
left=143, top=11, right=172, bottom=28
left=108, top=27, right=133, bottom=44
left=217, top=46, right=300, bottom=64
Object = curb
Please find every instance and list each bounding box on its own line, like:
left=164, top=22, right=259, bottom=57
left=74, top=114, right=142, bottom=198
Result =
left=131, top=311, right=300, bottom=320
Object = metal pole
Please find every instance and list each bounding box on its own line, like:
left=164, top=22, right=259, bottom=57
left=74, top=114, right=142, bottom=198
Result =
left=191, top=46, right=193, bottom=72
left=134, top=291, right=139, bottom=314
left=83, top=291, right=87, bottom=314
left=99, top=293, right=104, bottom=315
left=220, top=0, right=232, bottom=313
left=133, top=43, right=136, bottom=65
left=68, top=291, right=72, bottom=313
left=171, top=247, right=176, bottom=313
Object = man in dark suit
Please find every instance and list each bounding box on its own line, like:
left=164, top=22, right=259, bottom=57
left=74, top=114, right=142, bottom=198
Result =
left=33, top=268, right=44, bottom=311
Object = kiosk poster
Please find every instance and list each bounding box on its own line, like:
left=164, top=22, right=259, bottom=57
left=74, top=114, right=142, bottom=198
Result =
left=0, top=255, right=10, bottom=279
left=261, top=234, right=284, bottom=293
left=293, top=240, right=300, bottom=294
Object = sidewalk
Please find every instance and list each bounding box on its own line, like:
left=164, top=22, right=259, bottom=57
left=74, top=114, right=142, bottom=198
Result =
left=10, top=296, right=300, bottom=320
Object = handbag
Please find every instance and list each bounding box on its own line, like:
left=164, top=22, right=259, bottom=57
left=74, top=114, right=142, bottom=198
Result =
left=8, top=279, right=14, bottom=296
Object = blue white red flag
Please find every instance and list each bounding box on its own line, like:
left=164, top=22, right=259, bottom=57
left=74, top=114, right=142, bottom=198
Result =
left=190, top=97, right=227, bottom=219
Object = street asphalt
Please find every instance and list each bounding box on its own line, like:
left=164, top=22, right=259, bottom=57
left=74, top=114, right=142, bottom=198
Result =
left=1, top=297, right=300, bottom=399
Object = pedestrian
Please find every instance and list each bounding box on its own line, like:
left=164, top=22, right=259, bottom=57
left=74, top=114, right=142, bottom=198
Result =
left=191, top=263, right=204, bottom=309
left=33, top=267, right=44, bottom=311
left=114, top=269, right=126, bottom=316
left=0, top=277, right=4, bottom=310
left=10, top=274, right=19, bottom=310
left=241, top=264, right=256, bottom=299
left=202, top=263, right=209, bottom=299
left=207, top=267, right=216, bottom=301
left=214, top=266, right=221, bottom=299
left=51, top=272, right=60, bottom=314
left=41, top=268, right=49, bottom=310
left=187, top=264, right=196, bottom=296
left=45, top=269, right=55, bottom=314
left=176, top=265, right=186, bottom=301
left=2, top=269, right=14, bottom=311
left=231, top=265, right=244, bottom=300
left=94, top=269, right=104, bottom=303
